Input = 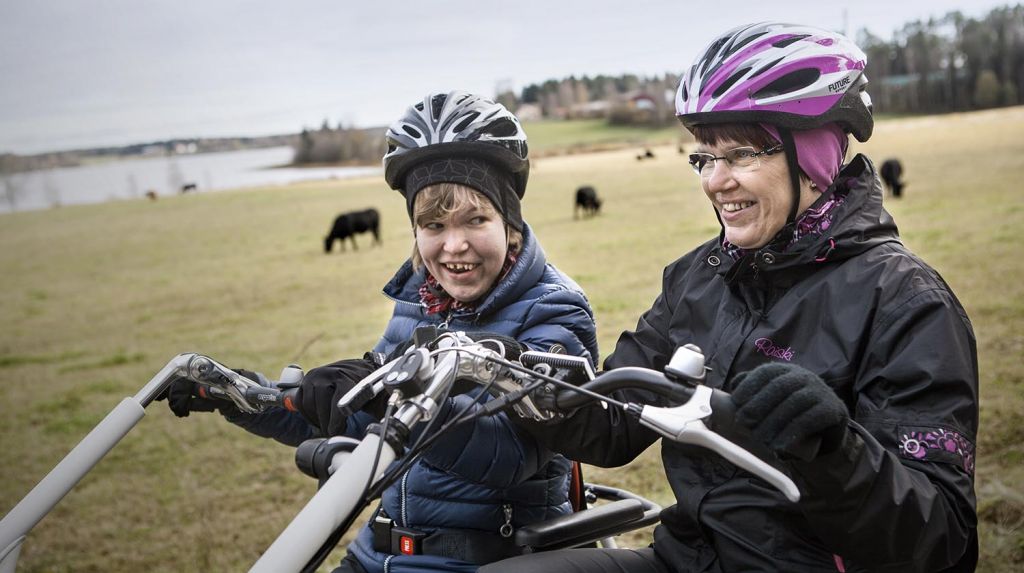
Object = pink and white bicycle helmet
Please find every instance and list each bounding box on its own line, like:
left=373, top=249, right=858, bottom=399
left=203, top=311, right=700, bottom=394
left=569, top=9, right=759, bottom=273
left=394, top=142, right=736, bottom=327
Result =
left=676, top=22, right=873, bottom=142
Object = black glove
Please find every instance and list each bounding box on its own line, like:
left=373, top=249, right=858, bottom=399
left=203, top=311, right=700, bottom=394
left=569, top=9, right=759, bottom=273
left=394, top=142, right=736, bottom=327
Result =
left=295, top=358, right=377, bottom=436
left=730, top=362, right=849, bottom=461
left=156, top=368, right=260, bottom=418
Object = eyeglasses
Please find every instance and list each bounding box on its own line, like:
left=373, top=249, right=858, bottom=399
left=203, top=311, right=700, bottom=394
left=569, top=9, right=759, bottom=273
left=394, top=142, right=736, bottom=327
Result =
left=688, top=145, right=783, bottom=178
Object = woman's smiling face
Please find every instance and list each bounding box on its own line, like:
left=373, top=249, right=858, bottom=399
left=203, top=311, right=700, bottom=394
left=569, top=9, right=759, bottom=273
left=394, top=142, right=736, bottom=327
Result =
left=697, top=138, right=818, bottom=249
left=415, top=185, right=508, bottom=303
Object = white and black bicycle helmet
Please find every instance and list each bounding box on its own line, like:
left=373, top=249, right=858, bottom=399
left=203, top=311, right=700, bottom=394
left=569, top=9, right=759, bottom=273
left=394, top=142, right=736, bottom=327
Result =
left=383, top=91, right=530, bottom=196
left=676, top=21, right=873, bottom=142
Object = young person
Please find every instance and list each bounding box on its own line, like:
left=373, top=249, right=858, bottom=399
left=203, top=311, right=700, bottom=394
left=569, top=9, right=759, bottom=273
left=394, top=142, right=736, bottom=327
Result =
left=162, top=91, right=599, bottom=573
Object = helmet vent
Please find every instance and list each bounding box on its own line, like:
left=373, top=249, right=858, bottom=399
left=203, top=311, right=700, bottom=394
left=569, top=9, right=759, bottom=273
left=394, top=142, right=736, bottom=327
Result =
left=723, top=31, right=768, bottom=59
left=750, top=56, right=785, bottom=79
left=772, top=34, right=810, bottom=49
left=414, top=102, right=424, bottom=111
left=402, top=125, right=422, bottom=138
left=712, top=67, right=751, bottom=99
left=700, top=37, right=730, bottom=78
left=453, top=111, right=480, bottom=133
left=430, top=94, right=447, bottom=120
left=483, top=117, right=519, bottom=137
left=752, top=68, right=820, bottom=99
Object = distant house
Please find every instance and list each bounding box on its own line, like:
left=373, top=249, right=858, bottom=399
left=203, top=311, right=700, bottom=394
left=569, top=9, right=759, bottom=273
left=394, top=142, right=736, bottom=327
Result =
left=173, top=142, right=198, bottom=155
left=630, top=94, right=657, bottom=110
left=515, top=103, right=543, bottom=121
left=567, top=100, right=612, bottom=119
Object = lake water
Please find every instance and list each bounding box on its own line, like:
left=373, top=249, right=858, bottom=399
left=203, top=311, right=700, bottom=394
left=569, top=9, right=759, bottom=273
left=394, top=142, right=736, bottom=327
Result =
left=1, top=146, right=380, bottom=214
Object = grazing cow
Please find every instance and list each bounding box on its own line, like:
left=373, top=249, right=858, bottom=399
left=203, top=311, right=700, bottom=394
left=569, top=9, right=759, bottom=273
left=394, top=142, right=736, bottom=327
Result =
left=879, top=159, right=905, bottom=198
left=181, top=183, right=197, bottom=194
left=324, top=208, right=381, bottom=253
left=574, top=186, right=602, bottom=218
left=144, top=190, right=158, bottom=201
left=636, top=148, right=656, bottom=161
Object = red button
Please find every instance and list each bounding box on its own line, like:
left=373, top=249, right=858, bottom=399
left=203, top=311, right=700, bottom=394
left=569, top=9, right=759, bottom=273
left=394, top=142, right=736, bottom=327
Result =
left=400, top=536, right=414, bottom=555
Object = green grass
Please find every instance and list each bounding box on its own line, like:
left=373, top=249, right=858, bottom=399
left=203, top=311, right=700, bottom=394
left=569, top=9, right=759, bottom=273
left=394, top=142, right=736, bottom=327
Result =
left=1, top=107, right=1023, bottom=571
left=523, top=118, right=687, bottom=155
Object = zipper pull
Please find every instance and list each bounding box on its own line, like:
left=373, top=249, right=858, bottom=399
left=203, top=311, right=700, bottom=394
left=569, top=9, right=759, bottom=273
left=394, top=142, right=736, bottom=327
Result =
left=438, top=311, right=452, bottom=330
left=499, top=504, right=514, bottom=537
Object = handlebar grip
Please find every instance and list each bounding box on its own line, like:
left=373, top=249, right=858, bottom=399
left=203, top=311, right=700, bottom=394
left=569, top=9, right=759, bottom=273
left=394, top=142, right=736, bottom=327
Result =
left=242, top=386, right=299, bottom=412
left=196, top=382, right=299, bottom=413
left=708, top=388, right=821, bottom=462
left=554, top=367, right=695, bottom=410
left=279, top=388, right=299, bottom=412
left=707, top=388, right=738, bottom=432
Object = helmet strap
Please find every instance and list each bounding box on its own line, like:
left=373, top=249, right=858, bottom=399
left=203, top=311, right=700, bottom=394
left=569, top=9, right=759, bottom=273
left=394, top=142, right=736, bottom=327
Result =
left=777, top=127, right=802, bottom=224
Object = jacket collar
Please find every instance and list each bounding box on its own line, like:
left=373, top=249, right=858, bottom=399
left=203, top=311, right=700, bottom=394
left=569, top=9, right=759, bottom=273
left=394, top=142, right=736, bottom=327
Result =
left=382, top=223, right=547, bottom=318
left=718, top=155, right=901, bottom=285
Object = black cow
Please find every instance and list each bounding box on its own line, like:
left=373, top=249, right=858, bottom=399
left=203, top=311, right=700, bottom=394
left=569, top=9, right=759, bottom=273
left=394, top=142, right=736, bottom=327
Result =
left=324, top=208, right=381, bottom=253
left=879, top=159, right=906, bottom=198
left=574, top=186, right=602, bottom=218
left=636, top=148, right=656, bottom=161
left=181, top=183, right=197, bottom=194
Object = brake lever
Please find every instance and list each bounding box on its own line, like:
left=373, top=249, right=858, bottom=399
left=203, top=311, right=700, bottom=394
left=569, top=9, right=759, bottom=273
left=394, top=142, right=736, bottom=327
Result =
left=335, top=357, right=405, bottom=417
left=635, top=385, right=801, bottom=502
left=186, top=354, right=267, bottom=413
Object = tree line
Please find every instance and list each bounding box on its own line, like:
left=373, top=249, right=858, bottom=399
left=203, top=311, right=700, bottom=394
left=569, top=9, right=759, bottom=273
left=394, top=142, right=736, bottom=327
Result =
left=859, top=4, right=1024, bottom=113
left=294, top=4, right=1021, bottom=165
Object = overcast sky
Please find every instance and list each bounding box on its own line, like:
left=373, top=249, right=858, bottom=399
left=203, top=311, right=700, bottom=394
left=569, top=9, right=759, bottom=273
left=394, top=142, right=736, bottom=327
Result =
left=0, top=0, right=1010, bottom=154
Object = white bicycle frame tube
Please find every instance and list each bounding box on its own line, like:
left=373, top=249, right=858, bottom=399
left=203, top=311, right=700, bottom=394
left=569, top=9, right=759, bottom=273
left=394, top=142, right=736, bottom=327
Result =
left=249, top=435, right=396, bottom=573
left=0, top=354, right=192, bottom=573
left=251, top=344, right=463, bottom=572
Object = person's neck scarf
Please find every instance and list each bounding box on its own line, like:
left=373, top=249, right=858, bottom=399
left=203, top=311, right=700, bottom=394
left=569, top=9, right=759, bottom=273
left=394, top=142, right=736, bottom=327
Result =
left=722, top=188, right=848, bottom=261
left=418, top=249, right=519, bottom=316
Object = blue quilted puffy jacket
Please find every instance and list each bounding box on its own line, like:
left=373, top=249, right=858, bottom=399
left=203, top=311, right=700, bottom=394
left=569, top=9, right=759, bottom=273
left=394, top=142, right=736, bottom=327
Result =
left=229, top=224, right=598, bottom=573
left=344, top=223, right=598, bottom=573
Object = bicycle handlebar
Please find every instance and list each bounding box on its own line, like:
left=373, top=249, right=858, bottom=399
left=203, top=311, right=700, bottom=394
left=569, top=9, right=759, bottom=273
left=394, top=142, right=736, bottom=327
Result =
left=182, top=341, right=800, bottom=506
left=185, top=354, right=299, bottom=414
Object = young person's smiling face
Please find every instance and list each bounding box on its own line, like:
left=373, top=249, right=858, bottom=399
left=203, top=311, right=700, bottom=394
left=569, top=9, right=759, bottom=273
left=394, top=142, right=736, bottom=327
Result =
left=415, top=185, right=508, bottom=303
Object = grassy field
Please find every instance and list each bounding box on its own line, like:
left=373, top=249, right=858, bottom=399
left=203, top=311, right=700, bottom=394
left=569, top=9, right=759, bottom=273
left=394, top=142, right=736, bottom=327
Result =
left=1, top=107, right=1022, bottom=571
left=522, top=118, right=685, bottom=155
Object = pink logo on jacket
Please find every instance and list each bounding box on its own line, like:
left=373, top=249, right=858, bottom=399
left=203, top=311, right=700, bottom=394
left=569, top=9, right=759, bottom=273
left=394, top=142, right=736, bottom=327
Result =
left=754, top=337, right=795, bottom=361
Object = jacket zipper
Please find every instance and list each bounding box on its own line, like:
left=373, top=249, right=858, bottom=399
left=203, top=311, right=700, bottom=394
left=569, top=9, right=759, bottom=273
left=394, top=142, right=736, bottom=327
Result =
left=400, top=469, right=411, bottom=526
left=382, top=291, right=426, bottom=309
left=499, top=503, right=514, bottom=537
left=382, top=292, right=472, bottom=328
left=438, top=310, right=454, bottom=329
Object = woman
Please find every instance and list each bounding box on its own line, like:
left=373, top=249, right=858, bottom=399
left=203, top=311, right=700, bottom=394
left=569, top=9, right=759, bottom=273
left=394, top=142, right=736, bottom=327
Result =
left=482, top=22, right=978, bottom=573
left=162, top=91, right=598, bottom=573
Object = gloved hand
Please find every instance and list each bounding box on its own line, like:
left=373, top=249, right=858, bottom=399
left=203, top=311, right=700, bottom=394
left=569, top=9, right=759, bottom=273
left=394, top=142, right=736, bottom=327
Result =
left=295, top=358, right=377, bottom=436
left=156, top=368, right=261, bottom=418
left=730, top=362, right=849, bottom=462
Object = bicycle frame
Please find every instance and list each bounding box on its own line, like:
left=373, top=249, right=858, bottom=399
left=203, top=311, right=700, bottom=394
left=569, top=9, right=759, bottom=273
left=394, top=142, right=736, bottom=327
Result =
left=0, top=354, right=190, bottom=573
left=1, top=335, right=802, bottom=573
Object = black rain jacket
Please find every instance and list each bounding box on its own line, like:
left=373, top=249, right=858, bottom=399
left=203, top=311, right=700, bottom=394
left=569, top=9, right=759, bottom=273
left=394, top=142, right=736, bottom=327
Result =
left=522, top=155, right=979, bottom=572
